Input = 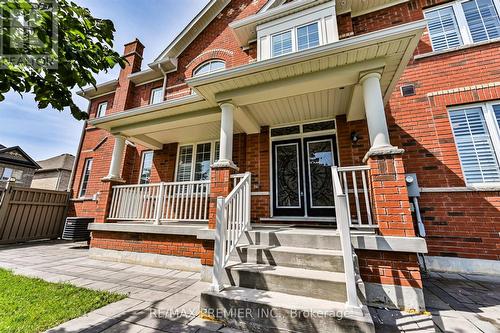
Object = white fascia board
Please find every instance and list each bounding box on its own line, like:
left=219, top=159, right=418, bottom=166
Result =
left=188, top=20, right=427, bottom=87
left=88, top=94, right=205, bottom=127
left=76, top=79, right=118, bottom=99
left=153, top=0, right=230, bottom=63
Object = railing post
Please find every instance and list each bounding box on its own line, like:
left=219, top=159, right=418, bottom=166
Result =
left=332, top=167, right=362, bottom=316
left=211, top=196, right=226, bottom=292
left=154, top=183, right=165, bottom=225
left=245, top=173, right=252, bottom=231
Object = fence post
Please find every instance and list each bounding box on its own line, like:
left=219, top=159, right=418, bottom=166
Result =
left=211, top=196, right=226, bottom=292
left=154, top=183, right=165, bottom=225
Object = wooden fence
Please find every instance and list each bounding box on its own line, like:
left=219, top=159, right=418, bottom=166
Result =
left=0, top=184, right=70, bottom=244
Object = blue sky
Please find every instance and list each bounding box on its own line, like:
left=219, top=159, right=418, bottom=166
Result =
left=0, top=0, right=209, bottom=160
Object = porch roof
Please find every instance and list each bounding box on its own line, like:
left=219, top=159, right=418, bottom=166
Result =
left=89, top=20, right=425, bottom=149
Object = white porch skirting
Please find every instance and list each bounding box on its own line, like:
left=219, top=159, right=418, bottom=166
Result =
left=88, top=248, right=202, bottom=272
left=425, top=255, right=500, bottom=276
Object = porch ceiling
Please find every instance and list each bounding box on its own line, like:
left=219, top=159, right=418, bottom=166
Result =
left=188, top=20, right=426, bottom=123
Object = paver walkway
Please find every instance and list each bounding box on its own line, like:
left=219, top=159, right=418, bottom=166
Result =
left=0, top=240, right=498, bottom=332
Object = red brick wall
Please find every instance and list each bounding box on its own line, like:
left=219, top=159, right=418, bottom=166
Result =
left=91, top=231, right=214, bottom=266
left=357, top=250, right=422, bottom=289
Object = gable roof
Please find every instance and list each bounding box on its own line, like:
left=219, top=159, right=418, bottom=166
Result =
left=0, top=146, right=41, bottom=169
left=35, top=154, right=75, bottom=173
left=151, top=0, right=231, bottom=67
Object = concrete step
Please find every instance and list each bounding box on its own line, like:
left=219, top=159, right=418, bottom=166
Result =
left=223, top=262, right=347, bottom=301
left=241, top=228, right=342, bottom=250
left=201, top=286, right=375, bottom=333
left=230, top=244, right=345, bottom=272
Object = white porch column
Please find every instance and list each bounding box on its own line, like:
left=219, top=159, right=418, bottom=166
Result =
left=360, top=73, right=394, bottom=151
left=214, top=102, right=237, bottom=169
left=103, top=134, right=126, bottom=181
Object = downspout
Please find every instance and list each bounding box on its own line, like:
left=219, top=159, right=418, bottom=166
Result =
left=67, top=99, right=91, bottom=193
left=158, top=63, right=168, bottom=101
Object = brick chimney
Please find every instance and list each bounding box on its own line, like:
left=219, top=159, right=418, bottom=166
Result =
left=112, top=38, right=145, bottom=113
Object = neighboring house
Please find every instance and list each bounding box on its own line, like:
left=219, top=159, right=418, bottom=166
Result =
left=0, top=144, right=40, bottom=192
left=71, top=0, right=500, bottom=331
left=32, top=154, right=75, bottom=191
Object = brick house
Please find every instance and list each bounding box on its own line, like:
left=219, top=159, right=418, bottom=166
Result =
left=71, top=0, right=500, bottom=331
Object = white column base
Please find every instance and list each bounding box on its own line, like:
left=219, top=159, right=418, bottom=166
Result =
left=362, top=146, right=405, bottom=162
left=212, top=159, right=239, bottom=170
left=101, top=176, right=126, bottom=183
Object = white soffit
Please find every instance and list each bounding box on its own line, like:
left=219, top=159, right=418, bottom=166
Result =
left=76, top=80, right=118, bottom=99
left=189, top=20, right=426, bottom=107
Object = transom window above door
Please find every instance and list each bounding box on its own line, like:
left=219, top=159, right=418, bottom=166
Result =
left=424, top=0, right=500, bottom=52
left=176, top=141, right=220, bottom=181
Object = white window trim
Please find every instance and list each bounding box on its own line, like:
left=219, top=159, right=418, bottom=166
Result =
left=78, top=158, right=93, bottom=198
left=192, top=60, right=226, bottom=77
left=269, top=20, right=323, bottom=59
left=138, top=150, right=154, bottom=184
left=424, top=0, right=500, bottom=51
left=96, top=102, right=107, bottom=118
left=448, top=100, right=500, bottom=186
left=150, top=87, right=164, bottom=105
left=174, top=140, right=220, bottom=182
left=1, top=167, right=13, bottom=181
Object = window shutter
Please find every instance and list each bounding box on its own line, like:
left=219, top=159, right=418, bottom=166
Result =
left=462, top=0, right=500, bottom=43
left=425, top=7, right=463, bottom=51
left=450, top=107, right=500, bottom=183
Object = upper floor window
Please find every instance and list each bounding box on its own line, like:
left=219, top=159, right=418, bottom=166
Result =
left=193, top=60, right=225, bottom=77
left=150, top=87, right=164, bottom=104
left=449, top=101, right=500, bottom=184
left=176, top=141, right=219, bottom=182
left=79, top=158, right=93, bottom=197
left=1, top=168, right=13, bottom=181
left=297, top=22, right=320, bottom=51
left=425, top=0, right=500, bottom=52
left=96, top=102, right=107, bottom=118
left=139, top=151, right=154, bottom=184
left=272, top=30, right=293, bottom=57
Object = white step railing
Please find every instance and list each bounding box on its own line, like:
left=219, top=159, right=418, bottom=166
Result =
left=337, top=165, right=374, bottom=228
left=108, top=180, right=210, bottom=223
left=332, top=166, right=362, bottom=315
left=211, top=172, right=252, bottom=291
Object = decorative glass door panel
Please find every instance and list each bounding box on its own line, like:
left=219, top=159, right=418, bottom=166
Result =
left=303, top=136, right=336, bottom=216
left=272, top=139, right=305, bottom=216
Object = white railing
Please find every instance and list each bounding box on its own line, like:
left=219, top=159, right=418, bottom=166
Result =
left=332, top=166, right=362, bottom=315
left=211, top=172, right=252, bottom=291
left=337, top=165, right=374, bottom=228
left=108, top=180, right=210, bottom=223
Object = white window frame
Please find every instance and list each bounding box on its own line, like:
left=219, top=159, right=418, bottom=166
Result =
left=78, top=158, right=93, bottom=198
left=174, top=140, right=220, bottom=182
left=149, top=87, right=164, bottom=105
left=138, top=150, right=154, bottom=184
left=96, top=102, right=107, bottom=118
left=1, top=167, right=13, bottom=181
left=424, top=0, right=500, bottom=51
left=192, top=60, right=226, bottom=77
left=448, top=100, right=500, bottom=186
left=269, top=20, right=323, bottom=59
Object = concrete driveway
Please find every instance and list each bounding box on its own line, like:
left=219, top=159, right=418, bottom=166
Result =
left=0, top=240, right=498, bottom=333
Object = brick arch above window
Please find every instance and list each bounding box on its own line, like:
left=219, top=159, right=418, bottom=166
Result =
left=186, top=49, right=233, bottom=78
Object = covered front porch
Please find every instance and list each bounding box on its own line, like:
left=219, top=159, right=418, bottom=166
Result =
left=91, top=21, right=425, bottom=230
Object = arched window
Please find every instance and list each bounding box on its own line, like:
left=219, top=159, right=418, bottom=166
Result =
left=193, top=60, right=225, bottom=77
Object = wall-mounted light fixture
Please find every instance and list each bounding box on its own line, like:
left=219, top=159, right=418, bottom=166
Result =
left=351, top=131, right=359, bottom=143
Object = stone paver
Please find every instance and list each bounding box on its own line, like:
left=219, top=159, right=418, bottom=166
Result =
left=371, top=271, right=500, bottom=332
left=0, top=241, right=238, bottom=333
left=1, top=240, right=499, bottom=332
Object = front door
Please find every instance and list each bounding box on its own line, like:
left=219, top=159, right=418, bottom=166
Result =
left=272, top=135, right=337, bottom=217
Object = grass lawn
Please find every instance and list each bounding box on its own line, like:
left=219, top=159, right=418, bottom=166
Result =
left=0, top=268, right=126, bottom=333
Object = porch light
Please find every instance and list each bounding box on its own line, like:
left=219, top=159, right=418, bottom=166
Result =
left=351, top=131, right=359, bottom=143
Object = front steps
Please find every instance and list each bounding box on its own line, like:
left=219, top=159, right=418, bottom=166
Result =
left=201, top=227, right=374, bottom=333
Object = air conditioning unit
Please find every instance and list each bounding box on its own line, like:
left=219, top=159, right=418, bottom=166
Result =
left=62, top=217, right=93, bottom=241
